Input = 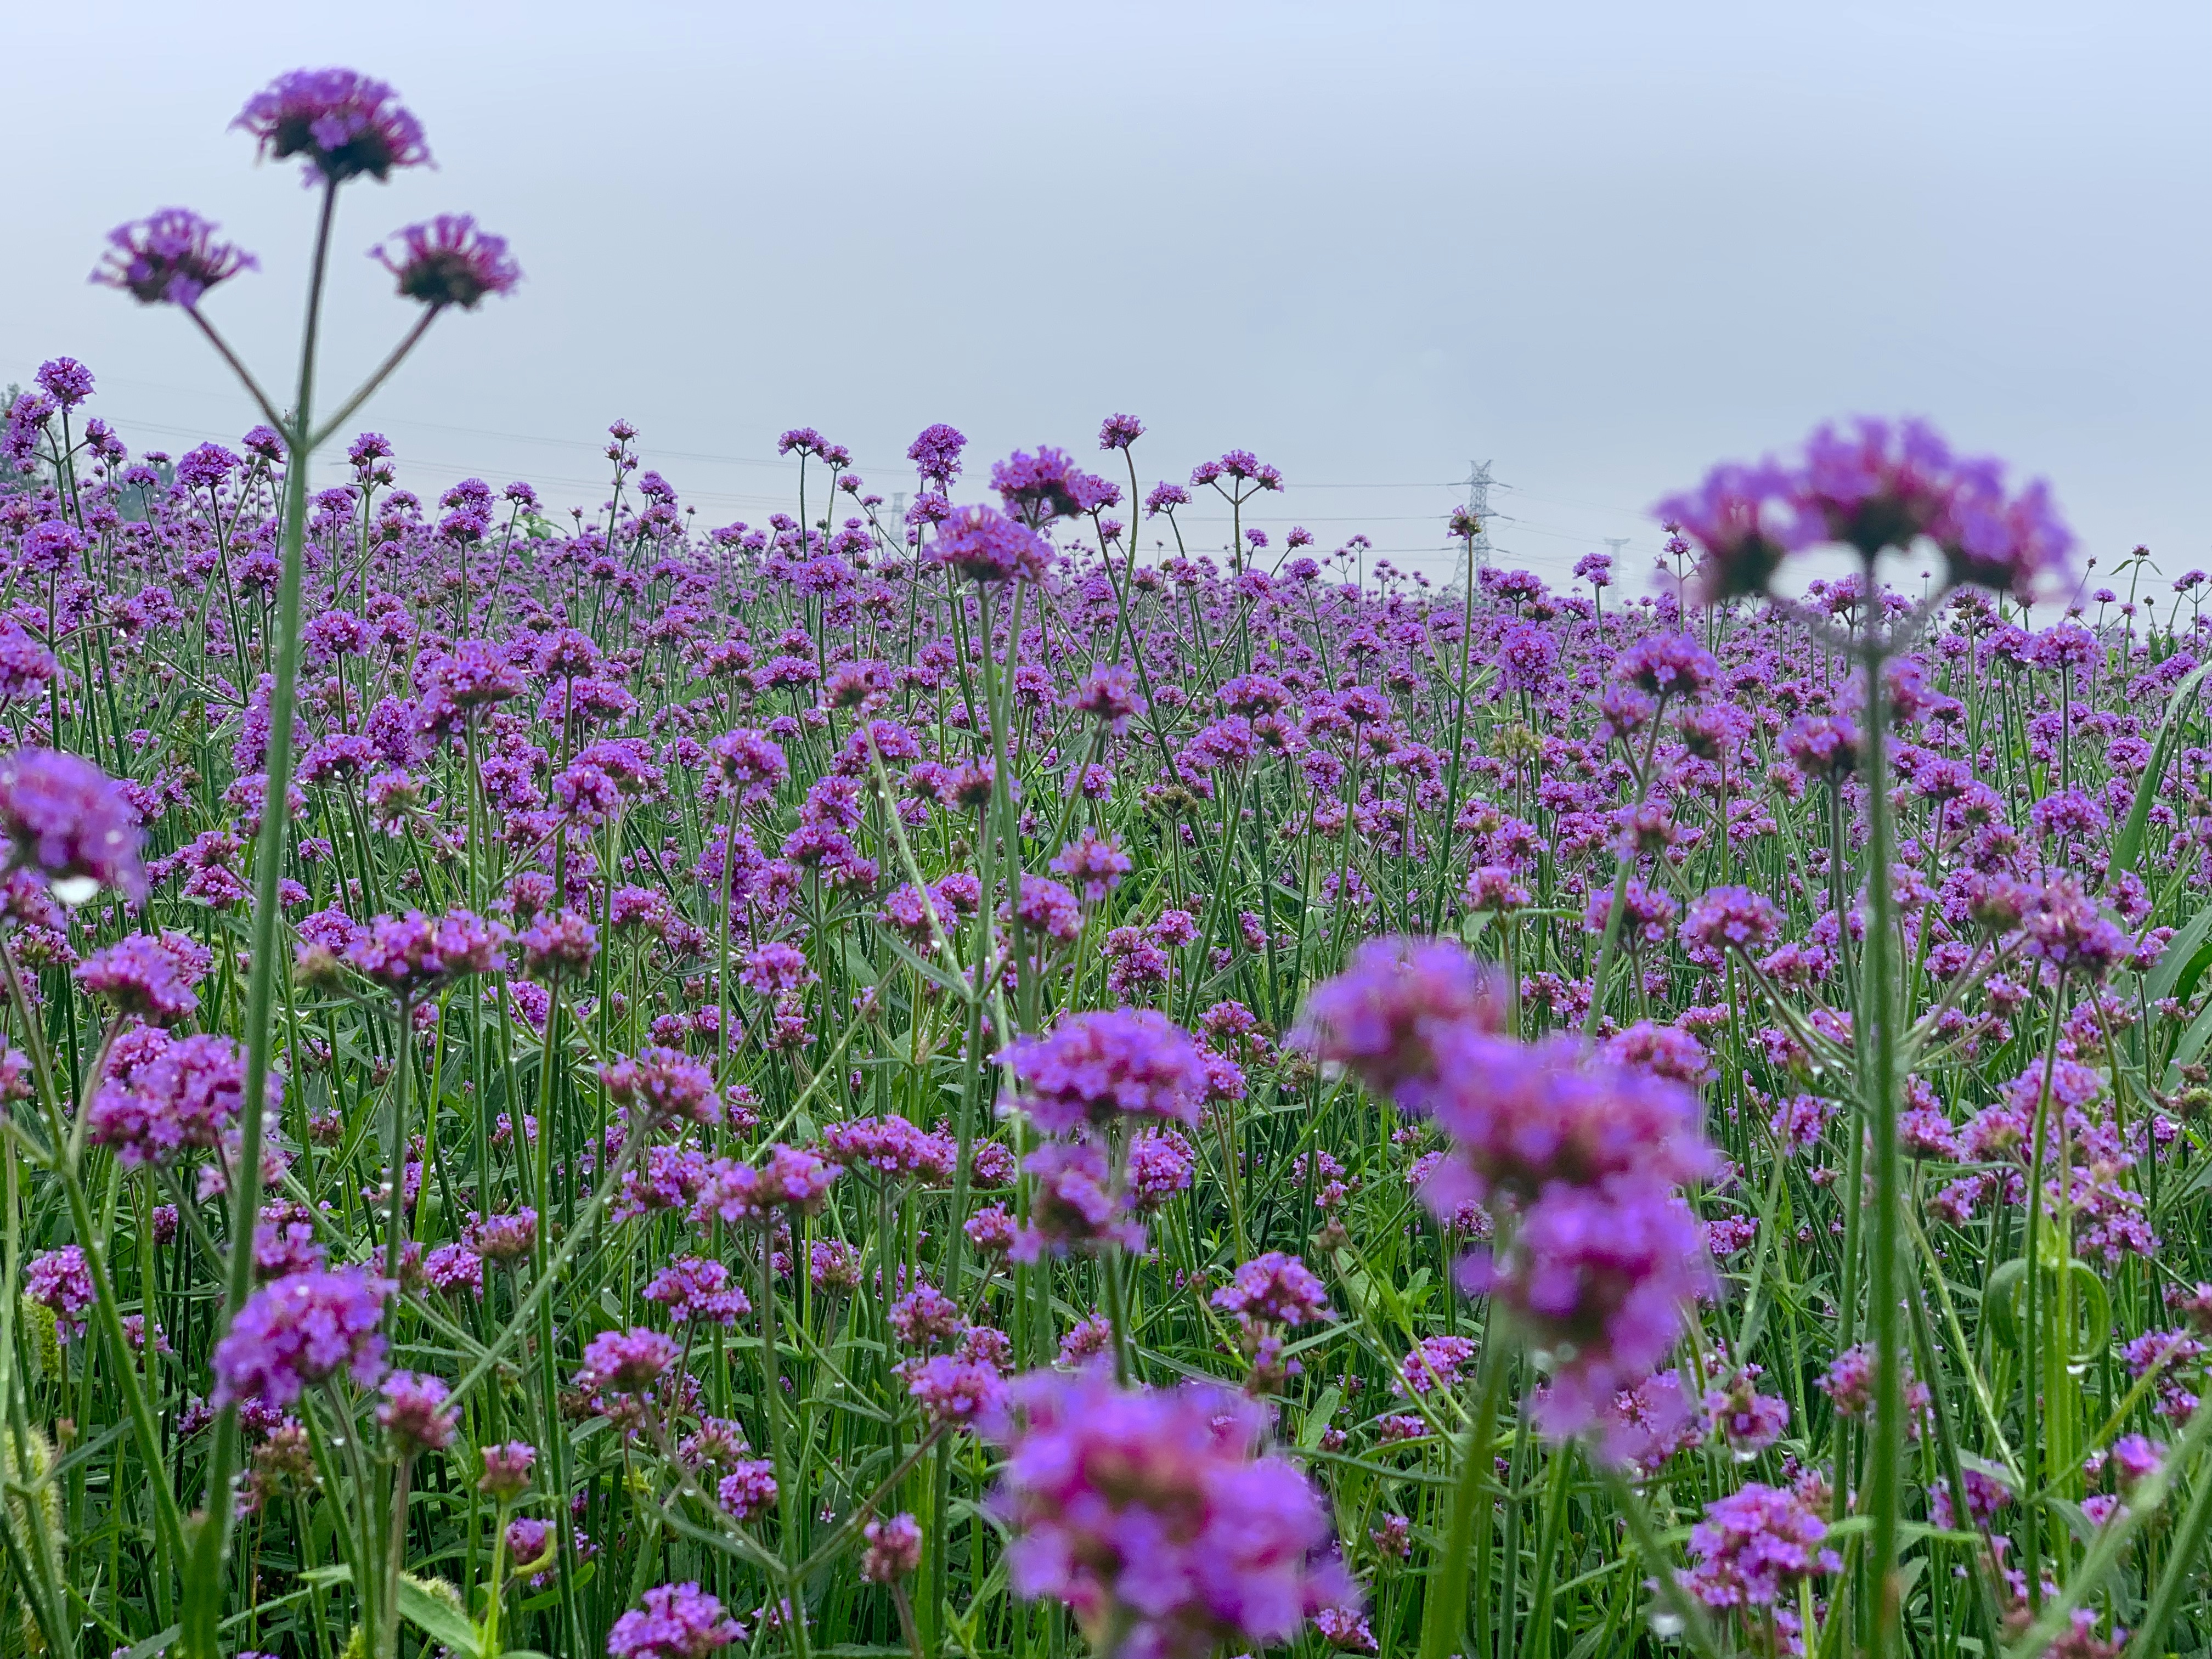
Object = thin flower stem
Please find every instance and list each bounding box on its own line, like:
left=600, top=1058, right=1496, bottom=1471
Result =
left=308, top=307, right=440, bottom=453
left=181, top=307, right=289, bottom=437
left=1418, top=1328, right=1506, bottom=1659
left=185, top=173, right=345, bottom=1659
left=1858, top=602, right=1907, bottom=1659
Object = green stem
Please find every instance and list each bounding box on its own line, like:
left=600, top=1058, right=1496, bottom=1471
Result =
left=1856, top=568, right=1904, bottom=1659
left=1418, top=1332, right=1506, bottom=1659
left=183, top=173, right=341, bottom=1659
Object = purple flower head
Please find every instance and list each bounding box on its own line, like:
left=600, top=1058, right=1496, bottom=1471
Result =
left=704, top=727, right=788, bottom=808
left=983, top=1369, right=1353, bottom=1659
left=1001, top=1009, right=1210, bottom=1133
left=478, top=1440, right=537, bottom=1497
left=752, top=1143, right=840, bottom=1211
left=642, top=1257, right=751, bottom=1327
left=1049, top=828, right=1135, bottom=902
left=1680, top=1482, right=1841, bottom=1610
left=423, top=1243, right=483, bottom=1297
left=2108, top=1432, right=2164, bottom=1496
left=233, top=67, right=431, bottom=184
left=376, top=1370, right=455, bottom=1453
left=87, top=1034, right=271, bottom=1169
left=1458, top=1173, right=1712, bottom=1433
left=991, top=447, right=1110, bottom=524
left=906, top=1354, right=1007, bottom=1425
left=345, top=908, right=508, bottom=996
left=75, top=934, right=199, bottom=1024
left=1414, top=1032, right=1714, bottom=1205
left=889, top=1282, right=964, bottom=1350
left=1132, top=1132, right=1203, bottom=1212
left=575, top=1327, right=682, bottom=1396
left=1211, top=1253, right=1331, bottom=1329
left=0, top=748, right=147, bottom=904
left=35, top=358, right=93, bottom=408
left=931, top=503, right=1050, bottom=583
left=1816, top=1341, right=1931, bottom=1430
left=1070, top=662, right=1148, bottom=734
left=862, top=1512, right=923, bottom=1582
left=1013, top=1141, right=1145, bottom=1261
left=92, top=209, right=260, bottom=308
left=24, top=1247, right=94, bottom=1340
left=777, top=427, right=847, bottom=464
left=1003, top=873, right=1080, bottom=942
left=1940, top=474, right=2074, bottom=600
left=1192, top=450, right=1284, bottom=494
left=1654, top=462, right=1804, bottom=602
left=1397, top=1335, right=1480, bottom=1397
left=1613, top=634, right=1718, bottom=702
left=1928, top=1468, right=2012, bottom=1531
left=600, top=1046, right=723, bottom=1128
left=2019, top=876, right=2131, bottom=980
left=505, top=1517, right=555, bottom=1572
left=1781, top=714, right=1860, bottom=779
left=1702, top=1372, right=1790, bottom=1456
left=817, top=1114, right=958, bottom=1182
left=907, top=422, right=967, bottom=488
left=517, top=906, right=599, bottom=981
left=717, top=1458, right=779, bottom=1520
left=0, top=625, right=58, bottom=707
left=811, top=1237, right=862, bottom=1289
left=1099, top=413, right=1146, bottom=451
left=373, top=215, right=521, bottom=309
left=1292, top=936, right=1506, bottom=1102
left=606, top=1582, right=747, bottom=1659
left=458, top=1209, right=533, bottom=1267
left=426, top=638, right=526, bottom=707
left=211, top=1266, right=396, bottom=1409
left=18, top=521, right=83, bottom=577
left=1681, top=887, right=1784, bottom=959
left=1494, top=622, right=1560, bottom=692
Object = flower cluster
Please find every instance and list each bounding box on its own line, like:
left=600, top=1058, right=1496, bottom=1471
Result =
left=985, top=1369, right=1353, bottom=1659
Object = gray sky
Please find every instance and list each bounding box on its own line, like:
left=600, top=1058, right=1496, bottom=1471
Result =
left=5, top=1, right=2206, bottom=592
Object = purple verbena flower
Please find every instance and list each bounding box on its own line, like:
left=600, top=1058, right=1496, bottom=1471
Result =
left=211, top=1267, right=396, bottom=1408
left=1000, top=1009, right=1210, bottom=1133
left=233, top=67, right=431, bottom=184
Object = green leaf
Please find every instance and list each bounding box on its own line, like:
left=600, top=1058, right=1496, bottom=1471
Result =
left=2146, top=896, right=2212, bottom=1005
left=117, top=1627, right=182, bottom=1659
left=881, top=932, right=972, bottom=1002
left=397, top=1576, right=484, bottom=1659
left=2112, top=655, right=2212, bottom=874
left=2161, top=995, right=2212, bottom=1090
left=837, top=936, right=880, bottom=988
left=1300, top=1385, right=1344, bottom=1450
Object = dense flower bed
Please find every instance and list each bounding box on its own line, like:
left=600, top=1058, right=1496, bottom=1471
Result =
left=2, top=60, right=2210, bottom=1659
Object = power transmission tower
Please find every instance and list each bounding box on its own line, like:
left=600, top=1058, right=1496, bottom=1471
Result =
left=1455, top=460, right=1494, bottom=588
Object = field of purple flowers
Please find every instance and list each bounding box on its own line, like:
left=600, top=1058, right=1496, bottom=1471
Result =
left=2, top=63, right=2210, bottom=1659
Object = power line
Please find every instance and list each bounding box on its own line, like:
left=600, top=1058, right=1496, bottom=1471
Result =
left=1454, top=460, right=1493, bottom=587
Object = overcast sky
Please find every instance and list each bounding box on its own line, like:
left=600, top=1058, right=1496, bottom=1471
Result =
left=5, top=1, right=2205, bottom=590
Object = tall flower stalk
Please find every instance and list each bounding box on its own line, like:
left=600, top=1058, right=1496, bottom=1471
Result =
left=92, top=67, right=519, bottom=1658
